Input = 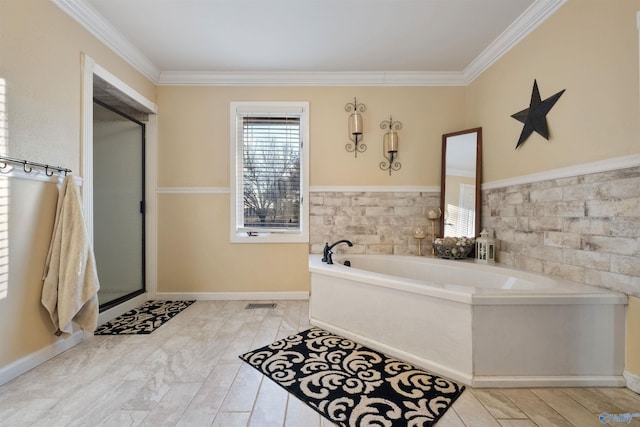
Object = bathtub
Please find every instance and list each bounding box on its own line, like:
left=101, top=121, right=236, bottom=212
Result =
left=308, top=254, right=627, bottom=388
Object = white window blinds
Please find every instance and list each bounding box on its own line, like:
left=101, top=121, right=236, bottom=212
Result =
left=230, top=102, right=309, bottom=242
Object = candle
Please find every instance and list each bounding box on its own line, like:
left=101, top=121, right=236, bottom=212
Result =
left=349, top=112, right=363, bottom=136
left=384, top=131, right=398, bottom=153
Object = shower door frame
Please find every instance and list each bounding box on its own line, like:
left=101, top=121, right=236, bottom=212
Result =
left=81, top=54, right=158, bottom=321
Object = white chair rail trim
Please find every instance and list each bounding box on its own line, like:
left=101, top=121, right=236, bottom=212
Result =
left=483, top=153, right=640, bottom=190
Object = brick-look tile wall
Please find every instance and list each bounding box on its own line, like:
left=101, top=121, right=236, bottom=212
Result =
left=482, top=166, right=640, bottom=297
left=309, top=191, right=440, bottom=256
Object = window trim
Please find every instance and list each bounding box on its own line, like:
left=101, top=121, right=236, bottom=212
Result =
left=230, top=101, right=309, bottom=243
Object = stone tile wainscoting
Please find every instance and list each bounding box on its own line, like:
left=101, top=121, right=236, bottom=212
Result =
left=309, top=188, right=440, bottom=256
left=481, top=164, right=640, bottom=297
left=481, top=161, right=640, bottom=394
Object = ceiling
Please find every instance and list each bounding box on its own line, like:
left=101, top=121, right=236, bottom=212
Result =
left=53, top=0, right=565, bottom=85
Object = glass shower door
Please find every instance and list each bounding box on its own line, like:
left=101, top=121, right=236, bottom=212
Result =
left=93, top=101, right=145, bottom=309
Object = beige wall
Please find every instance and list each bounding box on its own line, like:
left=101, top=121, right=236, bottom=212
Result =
left=0, top=0, right=155, bottom=366
left=0, top=179, right=58, bottom=367
left=156, top=86, right=465, bottom=293
left=157, top=86, right=465, bottom=188
left=466, top=0, right=640, bottom=182
left=468, top=0, right=640, bottom=383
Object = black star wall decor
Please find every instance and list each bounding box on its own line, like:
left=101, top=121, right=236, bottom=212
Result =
left=511, top=79, right=565, bottom=149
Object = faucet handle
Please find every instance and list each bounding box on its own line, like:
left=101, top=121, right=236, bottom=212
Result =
left=321, top=243, right=330, bottom=263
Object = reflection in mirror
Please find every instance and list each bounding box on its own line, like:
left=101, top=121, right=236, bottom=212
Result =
left=439, top=128, right=482, bottom=239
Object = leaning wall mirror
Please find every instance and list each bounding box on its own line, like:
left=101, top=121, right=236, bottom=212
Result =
left=439, top=127, right=482, bottom=239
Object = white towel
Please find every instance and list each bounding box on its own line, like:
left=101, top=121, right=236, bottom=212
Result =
left=42, top=175, right=100, bottom=337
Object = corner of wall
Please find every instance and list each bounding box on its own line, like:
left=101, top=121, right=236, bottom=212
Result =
left=626, top=295, right=640, bottom=394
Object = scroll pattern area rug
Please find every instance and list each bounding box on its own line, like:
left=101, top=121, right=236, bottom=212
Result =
left=240, top=327, right=465, bottom=427
left=94, top=300, right=195, bottom=335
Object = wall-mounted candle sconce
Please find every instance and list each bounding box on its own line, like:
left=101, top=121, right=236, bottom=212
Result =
left=379, top=115, right=402, bottom=175
left=345, top=97, right=366, bottom=157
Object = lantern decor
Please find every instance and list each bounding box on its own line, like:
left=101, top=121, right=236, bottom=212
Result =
left=379, top=115, right=402, bottom=175
left=345, top=97, right=366, bottom=157
left=426, top=208, right=442, bottom=255
left=475, top=229, right=495, bottom=264
left=413, top=225, right=427, bottom=256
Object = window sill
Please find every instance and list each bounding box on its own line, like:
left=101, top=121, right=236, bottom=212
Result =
left=230, top=231, right=309, bottom=244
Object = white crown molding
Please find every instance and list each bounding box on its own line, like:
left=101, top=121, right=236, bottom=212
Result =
left=482, top=153, right=640, bottom=190
left=464, top=0, right=568, bottom=84
left=51, top=0, right=160, bottom=82
left=51, top=0, right=563, bottom=87
left=310, top=185, right=439, bottom=193
left=157, top=71, right=466, bottom=87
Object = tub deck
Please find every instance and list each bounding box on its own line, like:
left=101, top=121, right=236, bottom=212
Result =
left=309, top=254, right=627, bottom=387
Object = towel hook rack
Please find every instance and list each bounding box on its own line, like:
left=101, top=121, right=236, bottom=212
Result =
left=0, top=155, right=71, bottom=176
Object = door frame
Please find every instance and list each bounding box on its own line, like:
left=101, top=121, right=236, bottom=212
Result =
left=81, top=54, right=158, bottom=306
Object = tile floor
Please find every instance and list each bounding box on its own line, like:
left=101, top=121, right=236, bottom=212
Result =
left=0, top=300, right=639, bottom=426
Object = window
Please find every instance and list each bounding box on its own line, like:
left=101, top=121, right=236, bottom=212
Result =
left=230, top=102, right=309, bottom=243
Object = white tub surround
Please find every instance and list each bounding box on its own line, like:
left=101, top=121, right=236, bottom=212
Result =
left=309, top=254, right=627, bottom=388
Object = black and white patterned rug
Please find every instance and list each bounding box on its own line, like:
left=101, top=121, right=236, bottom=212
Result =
left=240, top=327, right=465, bottom=427
left=94, top=300, right=195, bottom=335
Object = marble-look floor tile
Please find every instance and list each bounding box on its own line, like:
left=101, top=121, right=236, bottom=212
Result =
left=99, top=410, right=148, bottom=427
left=500, top=389, right=574, bottom=427
left=248, top=375, right=288, bottom=426
left=1, top=300, right=638, bottom=427
left=591, top=387, right=640, bottom=413
left=471, top=389, right=528, bottom=419
left=211, top=411, right=251, bottom=427
left=139, top=382, right=201, bottom=427
left=433, top=405, right=466, bottom=427
left=497, top=420, right=538, bottom=427
left=219, top=362, right=263, bottom=412
left=451, top=391, right=502, bottom=427
left=284, top=395, right=321, bottom=427
left=67, top=379, right=151, bottom=427
left=531, top=388, right=605, bottom=427
left=562, top=387, right=640, bottom=426
left=0, top=398, right=57, bottom=427
left=177, top=362, right=242, bottom=427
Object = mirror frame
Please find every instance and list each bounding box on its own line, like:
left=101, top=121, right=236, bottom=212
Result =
left=439, top=127, right=482, bottom=238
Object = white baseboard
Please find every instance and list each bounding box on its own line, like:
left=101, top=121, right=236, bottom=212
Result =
left=0, top=330, right=85, bottom=387
left=154, top=291, right=309, bottom=301
left=97, top=293, right=148, bottom=326
left=471, top=375, right=626, bottom=388
left=624, top=369, right=640, bottom=394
